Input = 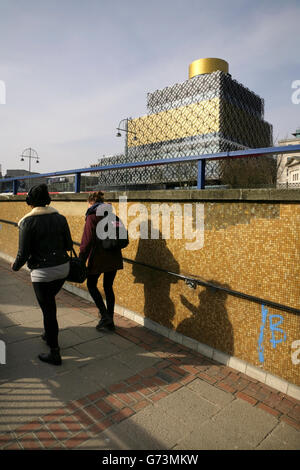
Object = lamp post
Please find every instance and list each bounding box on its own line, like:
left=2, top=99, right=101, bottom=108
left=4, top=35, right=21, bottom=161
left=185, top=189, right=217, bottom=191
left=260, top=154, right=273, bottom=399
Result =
left=116, top=118, right=137, bottom=159
left=20, top=147, right=40, bottom=173
left=116, top=118, right=138, bottom=189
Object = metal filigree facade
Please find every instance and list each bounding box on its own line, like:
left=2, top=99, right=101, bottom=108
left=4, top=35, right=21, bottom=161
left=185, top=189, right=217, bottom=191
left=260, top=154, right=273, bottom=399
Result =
left=97, top=70, right=273, bottom=188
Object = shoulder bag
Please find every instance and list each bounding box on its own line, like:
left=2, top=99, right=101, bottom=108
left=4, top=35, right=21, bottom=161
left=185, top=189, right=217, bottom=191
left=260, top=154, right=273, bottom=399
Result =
left=66, top=248, right=87, bottom=283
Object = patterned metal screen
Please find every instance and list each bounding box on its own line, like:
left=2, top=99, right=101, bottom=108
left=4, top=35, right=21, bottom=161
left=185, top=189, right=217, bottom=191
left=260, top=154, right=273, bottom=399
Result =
left=97, top=71, right=273, bottom=188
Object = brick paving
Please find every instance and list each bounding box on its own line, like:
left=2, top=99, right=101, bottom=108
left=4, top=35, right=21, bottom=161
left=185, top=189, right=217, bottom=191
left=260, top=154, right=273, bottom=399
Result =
left=0, top=259, right=299, bottom=450
left=1, top=310, right=300, bottom=449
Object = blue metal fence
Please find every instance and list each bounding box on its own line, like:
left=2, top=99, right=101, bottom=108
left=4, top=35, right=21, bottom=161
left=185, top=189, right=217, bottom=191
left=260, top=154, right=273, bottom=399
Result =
left=1, top=144, right=300, bottom=194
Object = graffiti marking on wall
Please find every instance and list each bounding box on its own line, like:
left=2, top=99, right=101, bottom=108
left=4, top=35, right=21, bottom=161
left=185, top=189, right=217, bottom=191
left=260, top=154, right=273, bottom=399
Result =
left=258, top=305, right=287, bottom=363
left=258, top=305, right=268, bottom=363
left=269, top=314, right=287, bottom=349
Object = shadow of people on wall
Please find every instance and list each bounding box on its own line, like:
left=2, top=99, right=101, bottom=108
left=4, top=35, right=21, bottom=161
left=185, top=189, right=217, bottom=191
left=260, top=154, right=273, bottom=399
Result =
left=177, top=280, right=234, bottom=356
left=132, top=220, right=180, bottom=329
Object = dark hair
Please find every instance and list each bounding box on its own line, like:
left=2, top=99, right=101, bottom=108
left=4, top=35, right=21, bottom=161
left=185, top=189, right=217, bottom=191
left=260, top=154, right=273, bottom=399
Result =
left=87, top=191, right=105, bottom=204
left=26, top=184, right=51, bottom=207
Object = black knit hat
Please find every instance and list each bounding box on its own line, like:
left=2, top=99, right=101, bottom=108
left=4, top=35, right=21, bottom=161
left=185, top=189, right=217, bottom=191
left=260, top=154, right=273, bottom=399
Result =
left=26, top=184, right=51, bottom=207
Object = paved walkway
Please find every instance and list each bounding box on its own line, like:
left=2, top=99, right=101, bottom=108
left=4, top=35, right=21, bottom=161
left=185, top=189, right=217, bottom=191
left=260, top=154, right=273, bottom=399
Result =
left=0, top=258, right=299, bottom=451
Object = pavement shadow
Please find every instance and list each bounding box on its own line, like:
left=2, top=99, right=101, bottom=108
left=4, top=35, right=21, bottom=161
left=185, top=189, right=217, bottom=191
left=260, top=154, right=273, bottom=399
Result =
left=177, top=280, right=234, bottom=356
left=0, top=264, right=212, bottom=445
left=0, top=256, right=215, bottom=451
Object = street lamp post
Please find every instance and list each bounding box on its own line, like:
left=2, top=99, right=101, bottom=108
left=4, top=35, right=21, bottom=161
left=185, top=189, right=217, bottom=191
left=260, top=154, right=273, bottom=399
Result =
left=116, top=118, right=128, bottom=159
left=116, top=118, right=138, bottom=189
left=20, top=147, right=40, bottom=173
left=116, top=118, right=138, bottom=158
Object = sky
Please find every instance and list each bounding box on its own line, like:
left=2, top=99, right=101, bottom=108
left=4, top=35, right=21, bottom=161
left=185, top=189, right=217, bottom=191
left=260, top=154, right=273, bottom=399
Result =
left=0, top=0, right=300, bottom=176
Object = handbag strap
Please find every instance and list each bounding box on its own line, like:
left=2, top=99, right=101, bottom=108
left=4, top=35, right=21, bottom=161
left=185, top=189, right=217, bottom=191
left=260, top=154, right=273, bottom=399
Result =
left=71, top=247, right=78, bottom=258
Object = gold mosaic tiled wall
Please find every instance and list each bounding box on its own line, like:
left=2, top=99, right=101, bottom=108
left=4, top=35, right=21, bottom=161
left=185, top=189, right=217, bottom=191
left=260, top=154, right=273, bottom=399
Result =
left=0, top=193, right=299, bottom=386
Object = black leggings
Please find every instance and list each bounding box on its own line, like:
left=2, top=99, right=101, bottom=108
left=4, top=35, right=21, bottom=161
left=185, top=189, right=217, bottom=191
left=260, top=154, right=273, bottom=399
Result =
left=32, top=278, right=65, bottom=349
left=86, top=270, right=117, bottom=320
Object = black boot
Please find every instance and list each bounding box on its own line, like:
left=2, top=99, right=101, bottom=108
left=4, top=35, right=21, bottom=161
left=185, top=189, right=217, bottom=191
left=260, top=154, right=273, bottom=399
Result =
left=38, top=347, right=62, bottom=366
left=96, top=317, right=115, bottom=332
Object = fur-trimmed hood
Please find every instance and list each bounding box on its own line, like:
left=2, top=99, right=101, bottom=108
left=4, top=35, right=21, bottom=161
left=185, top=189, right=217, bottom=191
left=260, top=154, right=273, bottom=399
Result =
left=18, top=206, right=59, bottom=227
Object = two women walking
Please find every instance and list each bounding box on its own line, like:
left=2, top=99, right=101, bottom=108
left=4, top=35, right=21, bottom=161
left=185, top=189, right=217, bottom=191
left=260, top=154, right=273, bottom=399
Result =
left=12, top=184, right=122, bottom=365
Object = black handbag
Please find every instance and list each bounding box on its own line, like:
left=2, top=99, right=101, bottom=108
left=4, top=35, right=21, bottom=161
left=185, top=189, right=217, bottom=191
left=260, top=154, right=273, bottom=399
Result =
left=66, top=248, right=87, bottom=283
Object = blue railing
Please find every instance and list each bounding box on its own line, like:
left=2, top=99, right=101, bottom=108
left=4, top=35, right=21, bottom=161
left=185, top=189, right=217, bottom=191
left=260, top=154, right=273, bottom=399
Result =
left=1, top=144, right=300, bottom=194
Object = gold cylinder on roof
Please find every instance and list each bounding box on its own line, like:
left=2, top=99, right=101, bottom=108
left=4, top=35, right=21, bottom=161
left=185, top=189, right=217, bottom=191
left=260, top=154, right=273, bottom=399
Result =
left=189, top=58, right=229, bottom=79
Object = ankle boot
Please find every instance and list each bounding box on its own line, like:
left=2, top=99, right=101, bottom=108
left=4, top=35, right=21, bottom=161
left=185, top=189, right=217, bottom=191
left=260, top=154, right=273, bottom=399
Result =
left=38, top=347, right=62, bottom=366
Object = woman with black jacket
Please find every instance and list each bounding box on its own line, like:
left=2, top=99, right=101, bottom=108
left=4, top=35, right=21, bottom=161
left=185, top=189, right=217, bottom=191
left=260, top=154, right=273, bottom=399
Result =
left=12, top=184, right=73, bottom=365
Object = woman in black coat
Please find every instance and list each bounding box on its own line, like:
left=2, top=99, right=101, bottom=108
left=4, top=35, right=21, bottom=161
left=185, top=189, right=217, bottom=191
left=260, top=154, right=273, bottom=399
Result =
left=12, top=184, right=73, bottom=365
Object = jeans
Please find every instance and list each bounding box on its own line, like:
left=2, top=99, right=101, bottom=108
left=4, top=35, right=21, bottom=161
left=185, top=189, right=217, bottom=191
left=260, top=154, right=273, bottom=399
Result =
left=86, top=270, right=117, bottom=321
left=32, top=278, right=65, bottom=348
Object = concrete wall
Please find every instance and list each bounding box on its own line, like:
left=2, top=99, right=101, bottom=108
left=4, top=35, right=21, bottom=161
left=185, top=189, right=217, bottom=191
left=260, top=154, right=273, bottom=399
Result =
left=0, top=189, right=299, bottom=389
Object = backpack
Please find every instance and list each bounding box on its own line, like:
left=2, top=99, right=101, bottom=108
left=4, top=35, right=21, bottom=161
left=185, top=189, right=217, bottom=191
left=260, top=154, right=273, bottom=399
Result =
left=95, top=204, right=129, bottom=251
